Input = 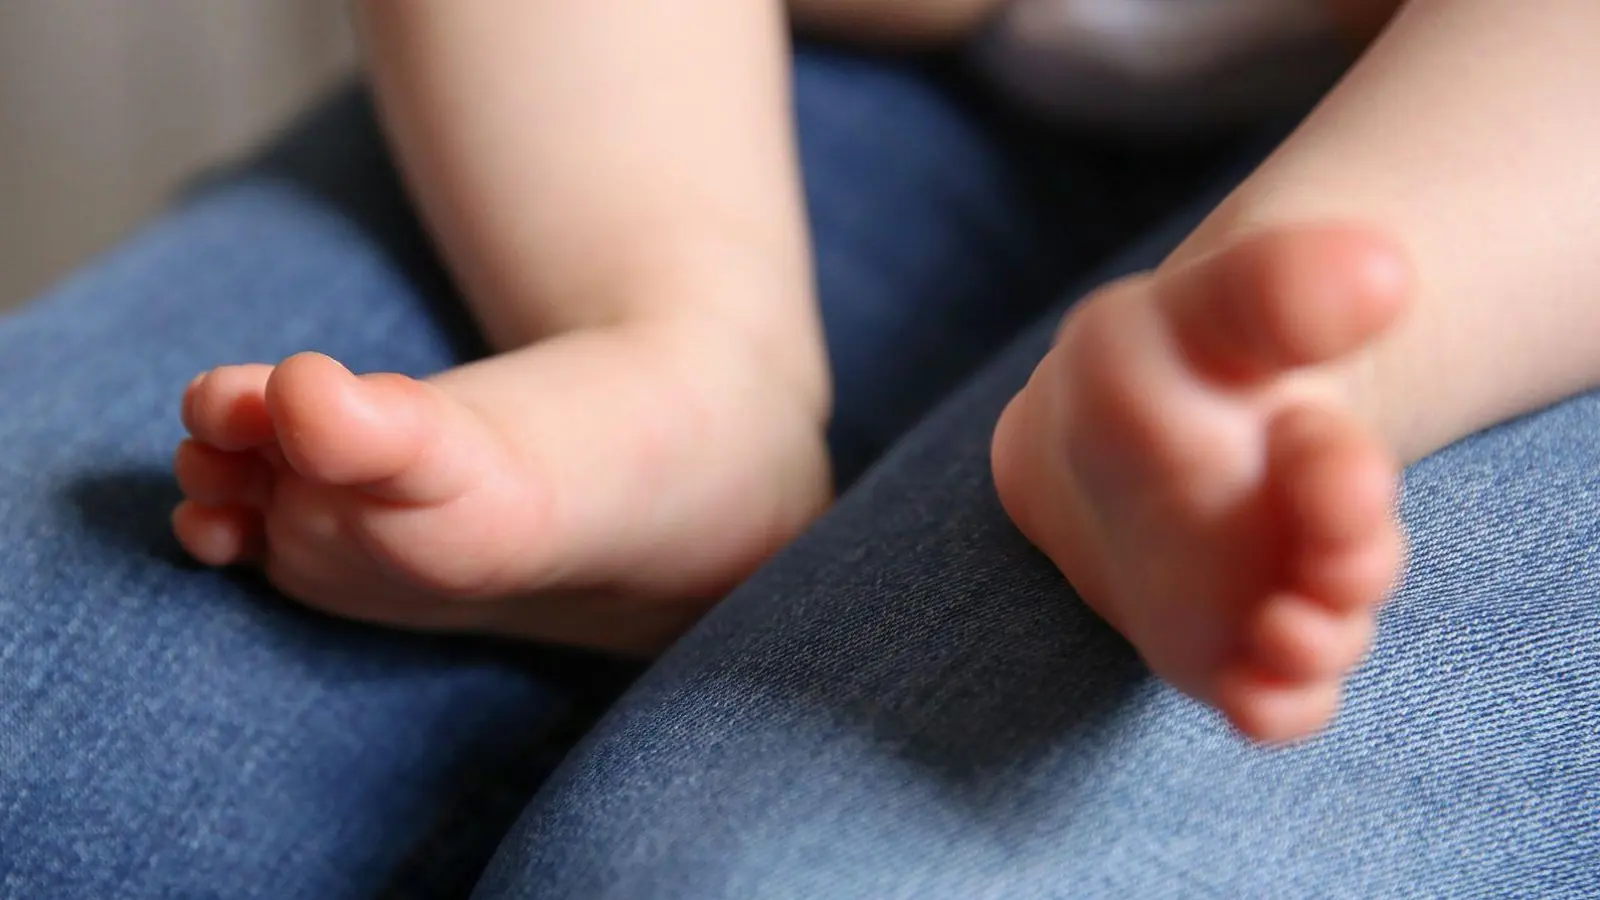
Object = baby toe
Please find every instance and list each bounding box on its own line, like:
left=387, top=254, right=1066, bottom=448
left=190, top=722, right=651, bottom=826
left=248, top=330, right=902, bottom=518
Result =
left=1213, top=667, right=1343, bottom=745
left=183, top=364, right=277, bottom=451
left=1296, top=530, right=1405, bottom=611
left=1270, top=404, right=1404, bottom=609
left=265, top=353, right=444, bottom=496
left=174, top=439, right=273, bottom=507
left=1161, top=226, right=1410, bottom=382
left=1247, top=593, right=1375, bottom=681
left=171, top=500, right=263, bottom=567
left=1272, top=404, right=1396, bottom=543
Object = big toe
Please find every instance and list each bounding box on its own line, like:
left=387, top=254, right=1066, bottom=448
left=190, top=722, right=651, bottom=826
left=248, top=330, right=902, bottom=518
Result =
left=265, top=352, right=463, bottom=501
left=1163, top=225, right=1412, bottom=381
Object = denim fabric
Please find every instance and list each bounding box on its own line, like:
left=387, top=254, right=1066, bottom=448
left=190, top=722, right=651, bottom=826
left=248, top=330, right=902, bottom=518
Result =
left=478, top=188, right=1600, bottom=899
left=0, top=100, right=590, bottom=900
left=0, top=46, right=1210, bottom=899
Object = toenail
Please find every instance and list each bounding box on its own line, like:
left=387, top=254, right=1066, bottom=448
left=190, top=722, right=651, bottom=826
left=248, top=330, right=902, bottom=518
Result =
left=182, top=374, right=207, bottom=425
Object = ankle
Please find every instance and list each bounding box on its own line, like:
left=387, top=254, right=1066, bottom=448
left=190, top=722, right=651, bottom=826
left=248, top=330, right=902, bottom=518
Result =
left=598, top=244, right=832, bottom=429
left=510, top=251, right=833, bottom=430
left=613, top=309, right=833, bottom=434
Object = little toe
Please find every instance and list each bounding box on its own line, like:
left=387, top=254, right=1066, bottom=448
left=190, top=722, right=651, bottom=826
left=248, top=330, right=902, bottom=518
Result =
left=183, top=364, right=276, bottom=451
left=1213, top=668, right=1343, bottom=745
left=1269, top=404, right=1403, bottom=609
left=265, top=352, right=470, bottom=503
left=173, top=439, right=273, bottom=507
left=1247, top=593, right=1375, bottom=681
left=1162, top=226, right=1411, bottom=382
left=172, top=500, right=264, bottom=567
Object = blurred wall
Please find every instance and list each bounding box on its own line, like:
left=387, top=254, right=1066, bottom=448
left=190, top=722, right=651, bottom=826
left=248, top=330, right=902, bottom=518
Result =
left=0, top=1, right=357, bottom=308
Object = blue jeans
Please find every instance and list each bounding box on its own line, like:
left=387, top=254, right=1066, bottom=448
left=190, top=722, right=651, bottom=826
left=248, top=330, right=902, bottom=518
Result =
left=483, top=205, right=1600, bottom=899
left=2, top=47, right=1594, bottom=900
left=0, top=48, right=1216, bottom=898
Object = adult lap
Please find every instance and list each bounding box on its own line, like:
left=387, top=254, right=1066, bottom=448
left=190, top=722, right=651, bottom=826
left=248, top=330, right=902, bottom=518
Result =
left=0, top=90, right=596, bottom=899
left=0, top=47, right=1207, bottom=896
left=479, top=191, right=1600, bottom=900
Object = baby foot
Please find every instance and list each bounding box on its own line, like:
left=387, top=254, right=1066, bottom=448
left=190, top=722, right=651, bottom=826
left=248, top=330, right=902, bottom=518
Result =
left=992, top=226, right=1410, bottom=742
left=172, top=324, right=831, bottom=653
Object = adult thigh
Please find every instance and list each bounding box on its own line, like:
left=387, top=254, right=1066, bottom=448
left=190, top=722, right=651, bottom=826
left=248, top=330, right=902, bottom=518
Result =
left=477, top=184, right=1598, bottom=899
left=0, top=91, right=619, bottom=900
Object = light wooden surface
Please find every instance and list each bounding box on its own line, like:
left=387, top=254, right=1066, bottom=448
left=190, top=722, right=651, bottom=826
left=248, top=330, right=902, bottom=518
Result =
left=0, top=1, right=357, bottom=308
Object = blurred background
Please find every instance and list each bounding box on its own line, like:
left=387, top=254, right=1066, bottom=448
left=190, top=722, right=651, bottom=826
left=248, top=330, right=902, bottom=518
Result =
left=0, top=1, right=358, bottom=309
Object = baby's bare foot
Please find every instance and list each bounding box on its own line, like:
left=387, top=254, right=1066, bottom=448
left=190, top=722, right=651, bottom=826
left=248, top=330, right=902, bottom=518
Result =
left=993, top=227, right=1410, bottom=742
left=172, top=323, right=830, bottom=653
